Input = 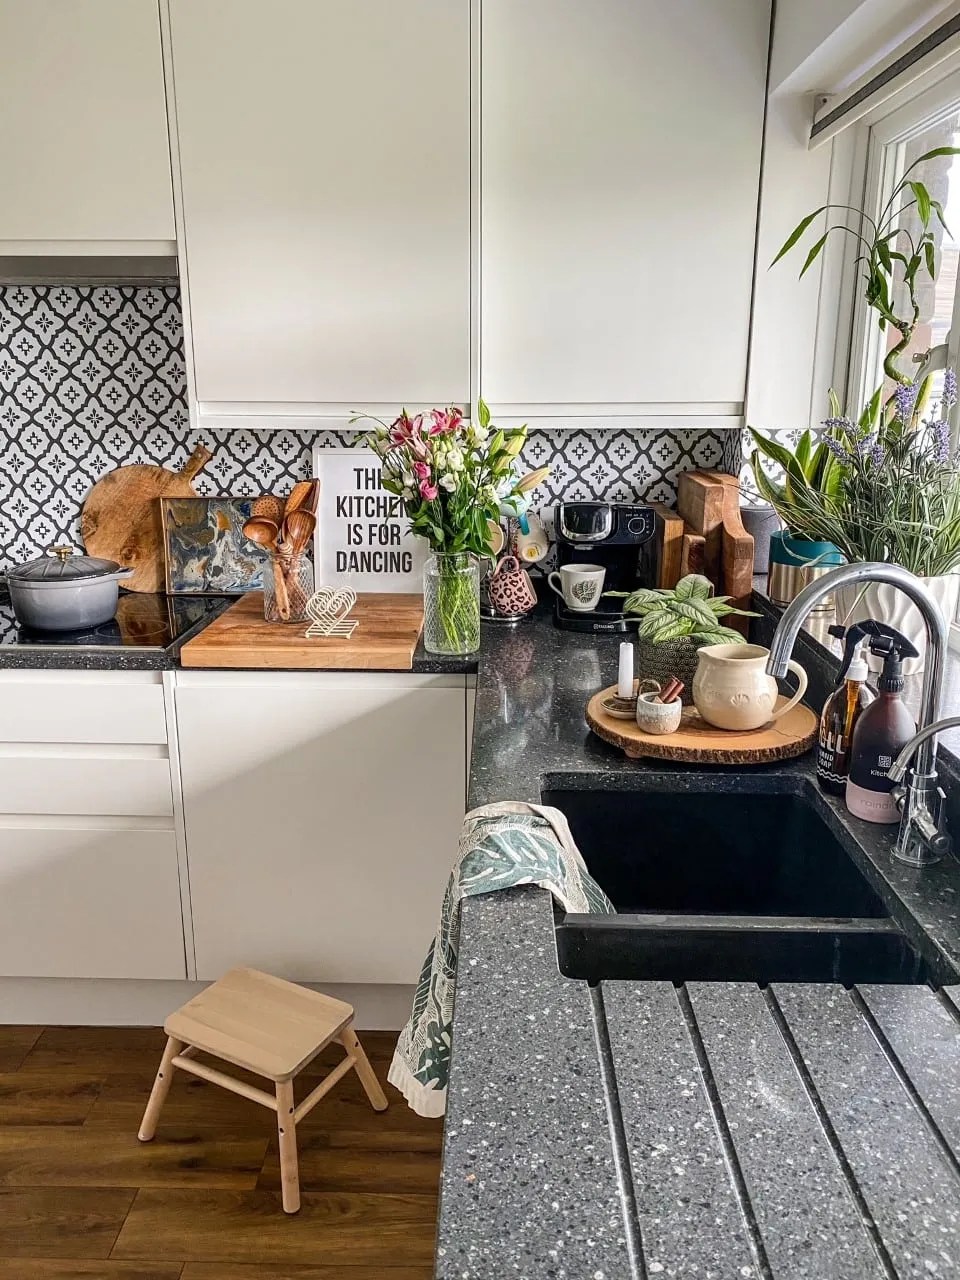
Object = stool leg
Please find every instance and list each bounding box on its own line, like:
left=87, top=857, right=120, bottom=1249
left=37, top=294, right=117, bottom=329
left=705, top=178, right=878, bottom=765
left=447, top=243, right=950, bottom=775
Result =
left=276, top=1080, right=300, bottom=1214
left=341, top=1025, right=388, bottom=1112
left=138, top=1035, right=183, bottom=1142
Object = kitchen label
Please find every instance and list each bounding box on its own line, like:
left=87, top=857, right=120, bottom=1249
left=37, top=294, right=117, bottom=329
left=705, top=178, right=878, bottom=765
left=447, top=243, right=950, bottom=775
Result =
left=312, top=445, right=426, bottom=593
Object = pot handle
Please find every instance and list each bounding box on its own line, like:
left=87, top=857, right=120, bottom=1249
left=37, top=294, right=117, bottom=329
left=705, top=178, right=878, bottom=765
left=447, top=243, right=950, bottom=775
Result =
left=770, top=659, right=808, bottom=721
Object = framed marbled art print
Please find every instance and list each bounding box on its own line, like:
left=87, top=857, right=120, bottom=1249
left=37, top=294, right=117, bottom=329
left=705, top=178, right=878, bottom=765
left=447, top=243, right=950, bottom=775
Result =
left=160, top=497, right=269, bottom=595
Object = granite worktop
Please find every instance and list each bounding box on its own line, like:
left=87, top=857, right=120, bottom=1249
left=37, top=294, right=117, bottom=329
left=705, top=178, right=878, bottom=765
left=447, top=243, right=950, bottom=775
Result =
left=437, top=604, right=960, bottom=1280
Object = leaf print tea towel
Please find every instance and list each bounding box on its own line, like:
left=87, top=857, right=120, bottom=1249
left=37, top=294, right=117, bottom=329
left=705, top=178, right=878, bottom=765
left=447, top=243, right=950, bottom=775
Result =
left=388, top=801, right=614, bottom=1117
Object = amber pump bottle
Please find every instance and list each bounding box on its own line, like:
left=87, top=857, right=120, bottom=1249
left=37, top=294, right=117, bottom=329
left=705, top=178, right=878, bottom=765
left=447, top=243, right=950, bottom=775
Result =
left=845, top=629, right=919, bottom=824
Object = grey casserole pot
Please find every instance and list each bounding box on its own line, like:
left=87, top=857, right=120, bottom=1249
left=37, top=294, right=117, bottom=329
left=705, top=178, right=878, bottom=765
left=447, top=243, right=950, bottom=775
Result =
left=6, top=546, right=134, bottom=631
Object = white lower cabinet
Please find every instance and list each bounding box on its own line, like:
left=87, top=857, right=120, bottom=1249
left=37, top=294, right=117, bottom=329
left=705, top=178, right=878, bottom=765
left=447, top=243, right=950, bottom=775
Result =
left=0, top=826, right=185, bottom=979
left=175, top=672, right=467, bottom=984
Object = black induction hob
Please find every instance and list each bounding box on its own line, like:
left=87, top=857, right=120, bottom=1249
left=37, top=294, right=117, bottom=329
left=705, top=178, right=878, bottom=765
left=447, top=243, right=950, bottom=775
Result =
left=0, top=591, right=228, bottom=650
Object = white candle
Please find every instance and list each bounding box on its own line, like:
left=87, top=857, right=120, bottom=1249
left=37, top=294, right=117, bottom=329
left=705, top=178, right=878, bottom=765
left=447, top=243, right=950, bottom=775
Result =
left=618, top=641, right=634, bottom=699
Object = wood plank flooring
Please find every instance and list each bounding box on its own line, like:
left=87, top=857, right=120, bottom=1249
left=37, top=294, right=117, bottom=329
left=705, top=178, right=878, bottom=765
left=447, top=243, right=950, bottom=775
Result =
left=0, top=1027, right=441, bottom=1278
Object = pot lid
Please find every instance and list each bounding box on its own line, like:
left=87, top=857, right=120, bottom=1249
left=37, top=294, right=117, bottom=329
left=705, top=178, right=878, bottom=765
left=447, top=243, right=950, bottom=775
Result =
left=7, top=545, right=125, bottom=583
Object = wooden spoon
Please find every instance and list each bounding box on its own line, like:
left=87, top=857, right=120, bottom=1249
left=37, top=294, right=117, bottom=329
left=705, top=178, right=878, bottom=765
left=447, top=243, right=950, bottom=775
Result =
left=283, top=480, right=314, bottom=519
left=251, top=495, right=284, bottom=525
left=241, top=516, right=279, bottom=552
left=282, top=508, right=317, bottom=557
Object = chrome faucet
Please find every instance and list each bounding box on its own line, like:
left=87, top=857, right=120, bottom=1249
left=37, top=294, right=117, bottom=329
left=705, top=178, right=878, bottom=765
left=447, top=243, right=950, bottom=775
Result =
left=766, top=562, right=949, bottom=867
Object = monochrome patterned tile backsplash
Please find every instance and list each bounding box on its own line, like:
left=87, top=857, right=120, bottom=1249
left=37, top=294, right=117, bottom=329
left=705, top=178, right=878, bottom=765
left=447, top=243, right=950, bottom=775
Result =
left=0, top=284, right=742, bottom=569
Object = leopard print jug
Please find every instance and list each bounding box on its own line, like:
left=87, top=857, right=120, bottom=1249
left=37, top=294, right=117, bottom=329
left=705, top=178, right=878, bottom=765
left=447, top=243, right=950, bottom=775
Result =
left=488, top=555, right=538, bottom=616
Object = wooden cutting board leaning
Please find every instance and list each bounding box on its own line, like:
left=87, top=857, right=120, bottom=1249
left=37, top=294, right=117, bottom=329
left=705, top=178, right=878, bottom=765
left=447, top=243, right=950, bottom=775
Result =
left=179, top=590, right=425, bottom=670
left=80, top=445, right=213, bottom=593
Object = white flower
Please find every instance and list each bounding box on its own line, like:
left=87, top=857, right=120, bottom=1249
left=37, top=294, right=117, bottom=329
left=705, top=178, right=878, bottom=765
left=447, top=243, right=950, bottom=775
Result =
left=446, top=447, right=464, bottom=471
left=440, top=473, right=457, bottom=493
left=401, top=486, right=414, bottom=500
left=469, top=424, right=489, bottom=445
left=402, top=471, right=414, bottom=488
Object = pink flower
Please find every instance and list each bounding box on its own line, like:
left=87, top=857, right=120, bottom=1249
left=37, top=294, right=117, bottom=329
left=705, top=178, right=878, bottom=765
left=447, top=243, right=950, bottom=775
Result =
left=389, top=411, right=424, bottom=446
left=428, top=407, right=463, bottom=435
left=412, top=461, right=430, bottom=480
left=419, top=480, right=439, bottom=501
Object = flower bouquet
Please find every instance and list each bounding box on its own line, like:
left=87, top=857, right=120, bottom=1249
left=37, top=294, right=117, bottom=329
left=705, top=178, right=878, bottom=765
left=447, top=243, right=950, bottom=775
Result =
left=358, top=401, right=549, bottom=654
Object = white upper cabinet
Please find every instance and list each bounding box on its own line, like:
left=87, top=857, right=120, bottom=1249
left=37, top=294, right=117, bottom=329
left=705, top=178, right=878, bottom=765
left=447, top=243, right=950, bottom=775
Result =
left=0, top=0, right=174, bottom=250
left=169, top=0, right=471, bottom=416
left=480, top=0, right=770, bottom=418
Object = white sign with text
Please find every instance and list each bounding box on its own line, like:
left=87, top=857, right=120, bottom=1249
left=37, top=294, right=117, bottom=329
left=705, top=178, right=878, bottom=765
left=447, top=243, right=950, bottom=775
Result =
left=311, top=445, right=426, bottom=593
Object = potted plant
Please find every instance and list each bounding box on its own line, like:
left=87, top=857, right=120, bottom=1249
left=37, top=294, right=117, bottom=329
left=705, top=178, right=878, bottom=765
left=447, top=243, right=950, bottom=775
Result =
left=610, top=575, right=758, bottom=703
left=747, top=416, right=849, bottom=606
left=358, top=400, right=548, bottom=655
left=779, top=379, right=960, bottom=674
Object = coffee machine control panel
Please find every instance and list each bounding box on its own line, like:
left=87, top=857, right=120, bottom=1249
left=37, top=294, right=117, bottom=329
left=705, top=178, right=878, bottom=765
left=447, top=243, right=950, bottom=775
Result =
left=558, top=502, right=656, bottom=546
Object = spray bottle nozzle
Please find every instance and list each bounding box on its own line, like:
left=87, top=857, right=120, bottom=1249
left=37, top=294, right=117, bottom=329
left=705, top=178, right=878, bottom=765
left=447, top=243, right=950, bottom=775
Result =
left=868, top=630, right=919, bottom=692
left=833, top=620, right=917, bottom=684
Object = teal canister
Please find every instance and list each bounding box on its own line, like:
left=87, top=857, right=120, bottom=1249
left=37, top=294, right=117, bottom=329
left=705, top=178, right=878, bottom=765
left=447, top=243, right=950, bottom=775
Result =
left=767, top=531, right=845, bottom=610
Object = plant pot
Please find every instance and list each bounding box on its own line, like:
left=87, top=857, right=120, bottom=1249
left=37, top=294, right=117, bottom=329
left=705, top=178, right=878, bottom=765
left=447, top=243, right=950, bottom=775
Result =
left=767, top=531, right=845, bottom=611
left=740, top=505, right=781, bottom=574
left=634, top=635, right=705, bottom=706
left=835, top=573, right=959, bottom=677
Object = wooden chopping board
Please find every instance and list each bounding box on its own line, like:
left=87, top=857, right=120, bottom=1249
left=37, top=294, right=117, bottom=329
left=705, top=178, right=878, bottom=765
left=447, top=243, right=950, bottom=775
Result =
left=81, top=445, right=212, bottom=593
left=677, top=470, right=725, bottom=581
left=586, top=685, right=817, bottom=765
left=180, top=591, right=425, bottom=670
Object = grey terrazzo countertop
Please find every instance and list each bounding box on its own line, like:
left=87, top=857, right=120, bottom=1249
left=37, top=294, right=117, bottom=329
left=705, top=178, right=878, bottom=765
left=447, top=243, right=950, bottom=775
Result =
left=436, top=602, right=960, bottom=1280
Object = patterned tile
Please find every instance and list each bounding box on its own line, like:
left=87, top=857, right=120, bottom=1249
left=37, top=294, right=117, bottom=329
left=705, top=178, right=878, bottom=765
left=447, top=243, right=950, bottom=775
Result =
left=0, top=285, right=742, bottom=569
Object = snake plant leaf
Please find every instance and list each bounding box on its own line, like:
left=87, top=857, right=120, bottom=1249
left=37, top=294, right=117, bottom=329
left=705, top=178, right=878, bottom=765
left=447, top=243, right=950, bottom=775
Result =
left=674, top=573, right=712, bottom=602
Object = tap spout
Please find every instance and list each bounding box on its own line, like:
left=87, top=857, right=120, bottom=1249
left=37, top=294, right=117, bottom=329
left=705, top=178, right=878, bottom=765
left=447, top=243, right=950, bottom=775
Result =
left=765, top=562, right=948, bottom=784
left=888, top=716, right=960, bottom=783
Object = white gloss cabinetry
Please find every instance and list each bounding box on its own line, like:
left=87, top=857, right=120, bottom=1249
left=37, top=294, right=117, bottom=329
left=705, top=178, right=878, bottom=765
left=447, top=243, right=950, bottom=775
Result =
left=0, top=672, right=186, bottom=981
left=480, top=0, right=769, bottom=418
left=175, top=672, right=467, bottom=984
left=0, top=0, right=174, bottom=251
left=167, top=0, right=470, bottom=417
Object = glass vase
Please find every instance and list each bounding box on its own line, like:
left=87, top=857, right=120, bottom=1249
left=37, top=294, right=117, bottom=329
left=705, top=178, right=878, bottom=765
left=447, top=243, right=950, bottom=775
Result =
left=423, top=552, right=480, bottom=655
left=263, top=552, right=314, bottom=624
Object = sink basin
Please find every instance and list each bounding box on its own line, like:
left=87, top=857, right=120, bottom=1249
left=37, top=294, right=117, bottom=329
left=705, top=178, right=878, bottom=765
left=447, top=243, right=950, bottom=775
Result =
left=544, top=780, right=954, bottom=986
left=542, top=784, right=886, bottom=918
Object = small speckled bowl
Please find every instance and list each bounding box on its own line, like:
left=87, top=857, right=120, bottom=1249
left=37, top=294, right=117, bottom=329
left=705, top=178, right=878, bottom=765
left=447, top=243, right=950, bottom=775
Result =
left=635, top=683, right=682, bottom=735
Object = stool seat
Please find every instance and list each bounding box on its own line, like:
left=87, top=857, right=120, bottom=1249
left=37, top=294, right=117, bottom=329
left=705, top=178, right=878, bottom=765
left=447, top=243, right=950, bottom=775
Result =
left=166, top=966, right=353, bottom=1082
left=139, top=966, right=388, bottom=1213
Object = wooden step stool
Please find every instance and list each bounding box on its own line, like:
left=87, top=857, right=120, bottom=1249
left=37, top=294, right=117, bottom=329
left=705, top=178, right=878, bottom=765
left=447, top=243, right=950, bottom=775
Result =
left=138, top=966, right=388, bottom=1213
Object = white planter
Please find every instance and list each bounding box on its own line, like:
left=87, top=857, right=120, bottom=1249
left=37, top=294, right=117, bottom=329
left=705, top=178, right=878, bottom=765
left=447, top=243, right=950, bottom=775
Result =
left=834, top=574, right=959, bottom=677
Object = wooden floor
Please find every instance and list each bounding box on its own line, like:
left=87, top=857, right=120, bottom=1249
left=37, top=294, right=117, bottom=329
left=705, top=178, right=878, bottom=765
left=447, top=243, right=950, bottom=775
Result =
left=0, top=1026, right=442, bottom=1278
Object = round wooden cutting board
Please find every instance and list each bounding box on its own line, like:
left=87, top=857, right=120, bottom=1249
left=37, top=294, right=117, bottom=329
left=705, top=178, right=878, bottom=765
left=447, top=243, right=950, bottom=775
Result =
left=586, top=685, right=817, bottom=765
left=80, top=445, right=212, bottom=593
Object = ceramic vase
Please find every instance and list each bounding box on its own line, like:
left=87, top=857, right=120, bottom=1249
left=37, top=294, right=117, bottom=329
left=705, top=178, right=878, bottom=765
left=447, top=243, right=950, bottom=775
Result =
left=835, top=574, right=959, bottom=677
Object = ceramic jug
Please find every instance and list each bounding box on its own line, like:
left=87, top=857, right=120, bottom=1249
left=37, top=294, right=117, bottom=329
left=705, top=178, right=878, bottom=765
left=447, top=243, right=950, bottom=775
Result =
left=692, top=643, right=808, bottom=732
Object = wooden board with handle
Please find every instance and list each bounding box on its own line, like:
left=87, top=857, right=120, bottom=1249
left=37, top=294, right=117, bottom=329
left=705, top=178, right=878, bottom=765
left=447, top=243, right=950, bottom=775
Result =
left=586, top=685, right=816, bottom=765
left=81, top=445, right=212, bottom=593
left=180, top=591, right=425, bottom=670
left=647, top=501, right=684, bottom=589
left=706, top=470, right=755, bottom=637
left=679, top=528, right=706, bottom=578
left=677, top=470, right=726, bottom=582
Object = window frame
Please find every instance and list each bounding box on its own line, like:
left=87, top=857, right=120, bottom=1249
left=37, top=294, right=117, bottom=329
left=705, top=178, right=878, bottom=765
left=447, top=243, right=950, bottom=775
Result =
left=831, top=57, right=960, bottom=651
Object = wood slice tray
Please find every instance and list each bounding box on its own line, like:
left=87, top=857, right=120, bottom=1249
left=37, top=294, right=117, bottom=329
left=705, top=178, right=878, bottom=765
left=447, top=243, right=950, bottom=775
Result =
left=586, top=684, right=817, bottom=764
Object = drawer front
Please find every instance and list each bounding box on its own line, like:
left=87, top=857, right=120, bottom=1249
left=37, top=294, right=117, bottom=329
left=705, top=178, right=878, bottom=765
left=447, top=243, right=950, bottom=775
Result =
left=0, top=825, right=186, bottom=979
left=0, top=671, right=167, bottom=744
left=0, top=753, right=173, bottom=816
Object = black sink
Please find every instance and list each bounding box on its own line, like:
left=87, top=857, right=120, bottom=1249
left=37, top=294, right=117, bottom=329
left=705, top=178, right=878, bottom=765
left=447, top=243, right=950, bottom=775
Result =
left=544, top=781, right=953, bottom=986
left=543, top=785, right=887, bottom=918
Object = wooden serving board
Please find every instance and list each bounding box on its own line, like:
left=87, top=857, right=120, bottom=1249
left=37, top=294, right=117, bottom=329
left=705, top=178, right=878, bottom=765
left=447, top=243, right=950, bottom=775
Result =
left=180, top=591, right=425, bottom=670
left=586, top=685, right=817, bottom=765
left=81, top=445, right=212, bottom=593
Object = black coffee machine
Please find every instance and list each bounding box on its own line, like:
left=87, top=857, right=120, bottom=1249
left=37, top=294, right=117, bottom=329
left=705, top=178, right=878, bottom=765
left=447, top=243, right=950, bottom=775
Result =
left=553, top=502, right=657, bottom=633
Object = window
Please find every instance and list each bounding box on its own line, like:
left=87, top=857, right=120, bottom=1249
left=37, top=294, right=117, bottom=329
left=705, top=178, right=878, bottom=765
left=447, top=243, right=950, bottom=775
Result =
left=840, top=67, right=960, bottom=648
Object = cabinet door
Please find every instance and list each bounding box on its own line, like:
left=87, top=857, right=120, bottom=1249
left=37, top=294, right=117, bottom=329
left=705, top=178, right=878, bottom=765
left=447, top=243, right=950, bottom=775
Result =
left=0, top=826, right=186, bottom=979
left=169, top=0, right=470, bottom=410
left=481, top=0, right=769, bottom=413
left=176, top=674, right=466, bottom=983
left=0, top=0, right=174, bottom=247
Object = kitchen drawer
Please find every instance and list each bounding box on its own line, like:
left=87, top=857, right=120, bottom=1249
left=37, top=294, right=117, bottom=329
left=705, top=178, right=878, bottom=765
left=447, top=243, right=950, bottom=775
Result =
left=0, top=823, right=186, bottom=978
left=0, top=671, right=168, bottom=745
left=0, top=750, right=173, bottom=817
